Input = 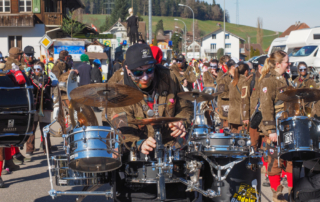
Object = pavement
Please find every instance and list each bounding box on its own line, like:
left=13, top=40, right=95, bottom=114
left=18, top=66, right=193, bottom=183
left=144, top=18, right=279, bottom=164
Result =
left=0, top=111, right=289, bottom=202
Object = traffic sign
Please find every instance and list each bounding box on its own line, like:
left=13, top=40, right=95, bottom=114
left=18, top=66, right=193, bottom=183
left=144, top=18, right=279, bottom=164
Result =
left=39, top=34, right=53, bottom=49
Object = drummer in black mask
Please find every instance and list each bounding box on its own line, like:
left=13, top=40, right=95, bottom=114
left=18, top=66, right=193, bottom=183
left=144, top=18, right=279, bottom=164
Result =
left=108, top=44, right=193, bottom=201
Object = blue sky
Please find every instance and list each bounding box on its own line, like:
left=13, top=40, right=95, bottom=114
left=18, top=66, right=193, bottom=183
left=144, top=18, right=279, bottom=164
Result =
left=203, top=0, right=319, bottom=32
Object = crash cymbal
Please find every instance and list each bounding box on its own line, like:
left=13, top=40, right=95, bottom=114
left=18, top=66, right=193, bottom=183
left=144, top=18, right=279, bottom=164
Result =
left=70, top=83, right=144, bottom=108
left=177, top=92, right=219, bottom=102
left=128, top=117, right=186, bottom=125
left=279, top=88, right=320, bottom=102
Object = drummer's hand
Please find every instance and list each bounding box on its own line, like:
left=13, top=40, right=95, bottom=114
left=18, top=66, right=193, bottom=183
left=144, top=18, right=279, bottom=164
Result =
left=169, top=121, right=186, bottom=138
left=269, top=133, right=277, bottom=142
left=243, top=120, right=249, bottom=125
left=72, top=69, right=79, bottom=75
left=141, top=137, right=156, bottom=155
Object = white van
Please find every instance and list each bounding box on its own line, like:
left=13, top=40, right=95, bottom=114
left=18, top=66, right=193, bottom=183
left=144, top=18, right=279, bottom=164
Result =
left=268, top=36, right=288, bottom=56
left=289, top=45, right=319, bottom=68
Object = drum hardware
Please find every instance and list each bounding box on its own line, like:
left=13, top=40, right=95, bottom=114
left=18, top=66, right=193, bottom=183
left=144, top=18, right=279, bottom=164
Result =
left=38, top=74, right=45, bottom=117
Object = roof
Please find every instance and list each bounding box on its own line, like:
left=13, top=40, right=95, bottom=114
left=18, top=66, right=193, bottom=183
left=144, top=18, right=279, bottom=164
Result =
left=280, top=22, right=310, bottom=37
left=266, top=22, right=310, bottom=52
left=200, top=28, right=245, bottom=41
left=240, top=43, right=264, bottom=56
left=88, top=40, right=105, bottom=48
left=86, top=52, right=108, bottom=60
left=66, top=0, right=85, bottom=10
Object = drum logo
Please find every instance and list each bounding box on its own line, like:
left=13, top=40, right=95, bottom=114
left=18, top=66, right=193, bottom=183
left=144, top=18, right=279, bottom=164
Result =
left=284, top=131, right=293, bottom=144
left=8, top=119, right=14, bottom=128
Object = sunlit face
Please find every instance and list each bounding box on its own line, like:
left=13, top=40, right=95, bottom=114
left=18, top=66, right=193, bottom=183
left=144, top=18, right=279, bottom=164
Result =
left=276, top=55, right=289, bottom=75
left=176, top=59, right=185, bottom=69
left=299, top=66, right=307, bottom=76
left=34, top=67, right=42, bottom=76
left=126, top=64, right=155, bottom=89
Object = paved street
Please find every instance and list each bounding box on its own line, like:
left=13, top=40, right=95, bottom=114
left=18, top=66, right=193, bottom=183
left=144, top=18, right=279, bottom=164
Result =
left=0, top=112, right=288, bottom=202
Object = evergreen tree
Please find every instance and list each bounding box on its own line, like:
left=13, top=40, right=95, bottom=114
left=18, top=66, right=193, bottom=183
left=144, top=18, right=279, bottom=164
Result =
left=61, top=11, right=86, bottom=38
left=110, top=0, right=129, bottom=24
left=155, top=19, right=164, bottom=36
left=217, top=48, right=224, bottom=60
left=153, top=35, right=158, bottom=46
left=171, top=33, right=182, bottom=53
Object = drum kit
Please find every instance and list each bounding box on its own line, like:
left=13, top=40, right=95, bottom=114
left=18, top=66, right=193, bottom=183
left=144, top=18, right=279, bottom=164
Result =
left=39, top=83, right=264, bottom=202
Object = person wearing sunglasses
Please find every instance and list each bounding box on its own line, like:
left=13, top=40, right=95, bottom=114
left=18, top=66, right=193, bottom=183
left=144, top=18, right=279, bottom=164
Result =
left=293, top=62, right=316, bottom=88
left=171, top=54, right=197, bottom=91
left=23, top=46, right=38, bottom=69
left=203, top=60, right=219, bottom=88
left=108, top=44, right=193, bottom=202
left=26, top=62, right=53, bottom=159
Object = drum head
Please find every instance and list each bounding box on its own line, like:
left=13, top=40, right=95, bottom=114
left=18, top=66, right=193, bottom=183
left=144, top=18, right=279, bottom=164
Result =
left=69, top=157, right=121, bottom=173
left=280, top=151, right=320, bottom=161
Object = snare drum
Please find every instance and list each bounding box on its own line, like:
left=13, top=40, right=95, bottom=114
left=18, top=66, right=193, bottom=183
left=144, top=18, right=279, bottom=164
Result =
left=67, top=126, right=121, bottom=173
left=0, top=72, right=35, bottom=147
left=52, top=155, right=108, bottom=186
left=279, top=116, right=320, bottom=161
left=189, top=132, right=251, bottom=158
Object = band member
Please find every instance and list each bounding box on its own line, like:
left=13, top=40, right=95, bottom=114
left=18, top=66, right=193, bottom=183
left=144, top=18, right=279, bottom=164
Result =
left=228, top=62, right=250, bottom=132
left=171, top=54, right=197, bottom=91
left=4, top=47, right=25, bottom=71
left=293, top=62, right=316, bottom=88
left=23, top=46, right=37, bottom=68
left=219, top=55, right=231, bottom=75
left=203, top=60, right=218, bottom=88
left=259, top=50, right=293, bottom=202
left=51, top=50, right=69, bottom=80
left=216, top=58, right=234, bottom=128
left=26, top=62, right=53, bottom=158
left=109, top=44, right=193, bottom=201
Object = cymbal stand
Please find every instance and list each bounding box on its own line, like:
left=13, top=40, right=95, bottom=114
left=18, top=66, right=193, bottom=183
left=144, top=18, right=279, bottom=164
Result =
left=154, top=125, right=166, bottom=201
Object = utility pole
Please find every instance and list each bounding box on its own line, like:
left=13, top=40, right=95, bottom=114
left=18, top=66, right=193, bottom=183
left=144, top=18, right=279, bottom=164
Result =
left=223, top=0, right=225, bottom=55
left=236, top=0, right=239, bottom=26
left=148, top=0, right=152, bottom=44
left=248, top=36, right=251, bottom=59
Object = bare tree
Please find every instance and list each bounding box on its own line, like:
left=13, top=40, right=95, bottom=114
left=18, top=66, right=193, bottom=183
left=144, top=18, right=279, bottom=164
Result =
left=257, top=17, right=264, bottom=50
left=90, top=1, right=94, bottom=14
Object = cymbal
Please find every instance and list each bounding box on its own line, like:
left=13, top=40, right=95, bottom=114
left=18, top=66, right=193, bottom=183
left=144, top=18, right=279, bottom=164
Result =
left=70, top=83, right=144, bottom=108
left=177, top=92, right=219, bottom=102
left=69, top=99, right=99, bottom=128
left=128, top=117, right=186, bottom=125
left=279, top=88, right=320, bottom=102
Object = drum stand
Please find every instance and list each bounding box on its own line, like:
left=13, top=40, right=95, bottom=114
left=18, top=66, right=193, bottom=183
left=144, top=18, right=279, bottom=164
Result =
left=42, top=121, right=114, bottom=200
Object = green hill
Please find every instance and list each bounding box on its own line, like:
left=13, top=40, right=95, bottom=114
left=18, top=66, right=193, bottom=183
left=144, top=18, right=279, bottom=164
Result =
left=83, top=14, right=280, bottom=51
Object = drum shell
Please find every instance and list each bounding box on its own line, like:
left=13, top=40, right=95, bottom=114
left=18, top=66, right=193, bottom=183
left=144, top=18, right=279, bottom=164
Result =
left=279, top=116, right=320, bottom=161
left=129, top=149, right=187, bottom=162
left=203, top=158, right=261, bottom=202
left=125, top=161, right=186, bottom=184
left=189, top=133, right=250, bottom=158
left=52, top=155, right=108, bottom=186
left=0, top=73, right=34, bottom=146
left=67, top=126, right=121, bottom=173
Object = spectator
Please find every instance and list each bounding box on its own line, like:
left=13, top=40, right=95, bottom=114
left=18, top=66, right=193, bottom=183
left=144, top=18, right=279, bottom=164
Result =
left=4, top=47, right=24, bottom=71
left=91, top=59, right=103, bottom=83
left=45, top=56, right=55, bottom=74
left=73, top=54, right=91, bottom=86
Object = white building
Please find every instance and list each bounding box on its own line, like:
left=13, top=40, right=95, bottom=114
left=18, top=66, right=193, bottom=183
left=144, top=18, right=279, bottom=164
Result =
left=186, top=41, right=201, bottom=59
left=200, top=29, right=245, bottom=60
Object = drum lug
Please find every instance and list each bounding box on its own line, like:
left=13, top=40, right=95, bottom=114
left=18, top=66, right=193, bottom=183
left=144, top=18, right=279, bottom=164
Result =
left=152, top=162, right=156, bottom=171
left=206, top=138, right=210, bottom=146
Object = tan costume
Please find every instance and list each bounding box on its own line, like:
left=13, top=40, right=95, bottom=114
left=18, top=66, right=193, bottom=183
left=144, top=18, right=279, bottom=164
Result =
left=109, top=65, right=193, bottom=147
left=4, top=57, right=25, bottom=71
left=203, top=71, right=217, bottom=88
left=171, top=64, right=197, bottom=91
left=228, top=75, right=250, bottom=127
left=51, top=60, right=67, bottom=80
left=216, top=73, right=232, bottom=122
left=259, top=69, right=292, bottom=177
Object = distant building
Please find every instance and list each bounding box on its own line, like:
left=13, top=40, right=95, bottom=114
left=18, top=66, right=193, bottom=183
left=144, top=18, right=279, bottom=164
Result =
left=200, top=29, right=245, bottom=60
left=240, top=43, right=264, bottom=61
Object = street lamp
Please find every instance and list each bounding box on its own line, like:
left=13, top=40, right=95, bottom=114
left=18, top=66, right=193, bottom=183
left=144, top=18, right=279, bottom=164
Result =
left=178, top=4, right=195, bottom=59
left=174, top=18, right=187, bottom=58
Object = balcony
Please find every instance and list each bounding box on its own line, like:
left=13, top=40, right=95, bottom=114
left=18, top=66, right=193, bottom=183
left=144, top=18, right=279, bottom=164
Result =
left=204, top=49, right=217, bottom=53
left=0, top=14, right=34, bottom=27
left=43, top=13, right=62, bottom=26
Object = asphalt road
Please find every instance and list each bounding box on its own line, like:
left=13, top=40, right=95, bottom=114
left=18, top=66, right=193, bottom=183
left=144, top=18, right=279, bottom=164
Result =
left=0, top=111, right=289, bottom=202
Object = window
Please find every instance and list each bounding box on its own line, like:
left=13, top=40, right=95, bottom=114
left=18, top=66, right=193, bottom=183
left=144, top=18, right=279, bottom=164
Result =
left=212, top=34, right=216, bottom=39
left=45, top=0, right=60, bottom=12
left=0, top=0, right=10, bottom=12
left=314, top=34, right=320, bottom=40
left=226, top=52, right=231, bottom=56
left=225, top=43, right=231, bottom=49
left=210, top=44, right=216, bottom=50
left=20, top=0, right=32, bottom=12
left=8, top=36, right=22, bottom=51
left=225, top=34, right=230, bottom=39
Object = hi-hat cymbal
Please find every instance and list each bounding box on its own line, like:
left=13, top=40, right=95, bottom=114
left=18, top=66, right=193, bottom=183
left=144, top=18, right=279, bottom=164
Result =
left=69, top=99, right=99, bottom=128
left=128, top=117, right=186, bottom=125
left=70, top=83, right=144, bottom=108
left=177, top=92, right=219, bottom=102
left=279, top=88, right=320, bottom=102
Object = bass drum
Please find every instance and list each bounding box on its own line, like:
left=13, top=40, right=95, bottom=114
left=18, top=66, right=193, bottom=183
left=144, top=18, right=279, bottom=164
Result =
left=202, top=158, right=261, bottom=202
left=0, top=72, right=34, bottom=147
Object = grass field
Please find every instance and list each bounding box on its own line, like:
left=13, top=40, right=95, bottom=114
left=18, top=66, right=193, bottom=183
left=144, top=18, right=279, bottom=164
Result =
left=83, top=14, right=280, bottom=51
